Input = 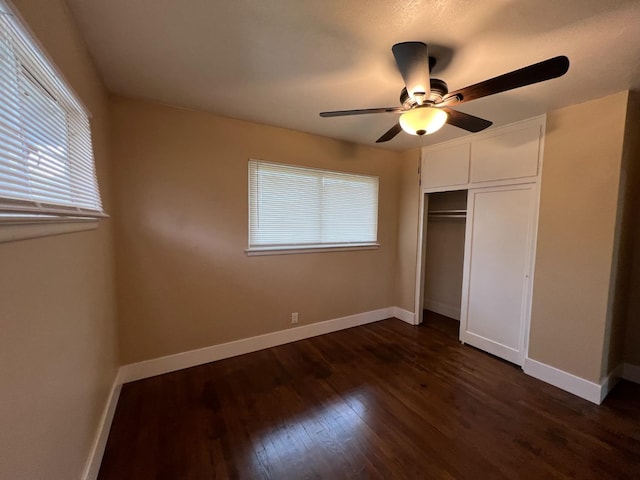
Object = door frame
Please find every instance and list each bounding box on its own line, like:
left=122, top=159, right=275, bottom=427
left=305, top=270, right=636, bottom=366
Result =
left=413, top=191, right=429, bottom=325
left=413, top=187, right=469, bottom=326
left=412, top=116, right=545, bottom=363
left=414, top=180, right=541, bottom=364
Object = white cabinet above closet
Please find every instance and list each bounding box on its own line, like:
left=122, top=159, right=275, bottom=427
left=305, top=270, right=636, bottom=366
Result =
left=415, top=114, right=545, bottom=368
left=471, top=124, right=541, bottom=183
left=421, top=143, right=470, bottom=189
left=421, top=116, right=545, bottom=191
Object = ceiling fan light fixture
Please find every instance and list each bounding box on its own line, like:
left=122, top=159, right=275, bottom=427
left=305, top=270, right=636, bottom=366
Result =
left=399, top=106, right=448, bottom=136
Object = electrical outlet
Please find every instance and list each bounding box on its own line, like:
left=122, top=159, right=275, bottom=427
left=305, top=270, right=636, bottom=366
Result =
left=291, top=312, right=299, bottom=324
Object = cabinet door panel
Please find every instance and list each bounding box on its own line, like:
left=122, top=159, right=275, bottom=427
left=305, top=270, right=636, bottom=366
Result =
left=470, top=125, right=540, bottom=183
left=460, top=184, right=536, bottom=365
left=422, top=143, right=470, bottom=188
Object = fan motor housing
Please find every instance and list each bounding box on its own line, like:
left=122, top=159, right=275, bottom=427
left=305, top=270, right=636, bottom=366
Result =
left=400, top=79, right=449, bottom=108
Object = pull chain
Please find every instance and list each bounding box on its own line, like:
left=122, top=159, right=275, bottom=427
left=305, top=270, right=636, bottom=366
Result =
left=417, top=134, right=424, bottom=186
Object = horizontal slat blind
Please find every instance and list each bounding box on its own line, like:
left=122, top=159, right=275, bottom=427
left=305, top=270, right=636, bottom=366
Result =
left=249, top=160, right=378, bottom=249
left=0, top=1, right=104, bottom=221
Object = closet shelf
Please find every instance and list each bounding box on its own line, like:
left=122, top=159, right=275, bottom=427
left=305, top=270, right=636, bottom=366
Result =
left=428, top=209, right=467, bottom=218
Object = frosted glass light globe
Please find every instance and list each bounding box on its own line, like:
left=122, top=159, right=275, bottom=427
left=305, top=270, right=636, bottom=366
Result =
left=399, top=107, right=448, bottom=135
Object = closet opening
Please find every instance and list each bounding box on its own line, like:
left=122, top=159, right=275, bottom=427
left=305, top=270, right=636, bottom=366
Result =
left=416, top=189, right=467, bottom=331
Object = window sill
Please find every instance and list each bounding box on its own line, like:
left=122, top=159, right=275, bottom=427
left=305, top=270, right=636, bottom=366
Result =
left=245, top=243, right=380, bottom=256
left=0, top=218, right=100, bottom=243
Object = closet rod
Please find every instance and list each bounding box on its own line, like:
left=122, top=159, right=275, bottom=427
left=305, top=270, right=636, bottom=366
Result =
left=428, top=213, right=467, bottom=219
left=428, top=209, right=466, bottom=214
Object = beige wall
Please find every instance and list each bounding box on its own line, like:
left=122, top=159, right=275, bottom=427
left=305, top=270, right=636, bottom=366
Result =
left=528, top=91, right=628, bottom=382
left=423, top=191, right=467, bottom=319
left=601, top=90, right=640, bottom=375
left=423, top=219, right=465, bottom=318
left=394, top=149, right=421, bottom=312
left=0, top=1, right=118, bottom=480
left=622, top=91, right=640, bottom=367
left=109, top=97, right=401, bottom=364
left=0, top=6, right=634, bottom=476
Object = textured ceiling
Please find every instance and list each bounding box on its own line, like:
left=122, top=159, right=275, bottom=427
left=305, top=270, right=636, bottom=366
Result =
left=65, top=0, right=640, bottom=151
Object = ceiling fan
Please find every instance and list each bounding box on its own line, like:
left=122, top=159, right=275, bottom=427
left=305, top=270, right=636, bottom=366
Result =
left=320, top=42, right=569, bottom=143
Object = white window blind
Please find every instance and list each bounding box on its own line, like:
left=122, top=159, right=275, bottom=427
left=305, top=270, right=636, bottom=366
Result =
left=248, top=160, right=379, bottom=251
left=0, top=1, right=104, bottom=223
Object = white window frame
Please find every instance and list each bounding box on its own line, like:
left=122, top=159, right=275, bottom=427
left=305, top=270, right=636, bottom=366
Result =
left=247, top=159, right=380, bottom=256
left=0, top=1, right=106, bottom=243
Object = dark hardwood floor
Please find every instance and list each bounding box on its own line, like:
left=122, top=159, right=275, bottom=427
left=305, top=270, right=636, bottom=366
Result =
left=99, top=312, right=640, bottom=479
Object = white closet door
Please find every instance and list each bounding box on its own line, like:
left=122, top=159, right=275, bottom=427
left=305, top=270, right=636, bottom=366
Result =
left=460, top=183, right=537, bottom=365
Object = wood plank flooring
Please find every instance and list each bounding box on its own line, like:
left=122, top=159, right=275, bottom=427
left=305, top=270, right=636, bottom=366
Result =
left=99, top=312, right=640, bottom=479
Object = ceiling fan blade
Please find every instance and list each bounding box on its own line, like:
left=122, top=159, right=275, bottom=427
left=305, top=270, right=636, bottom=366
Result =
left=442, top=108, right=493, bottom=132
left=376, top=123, right=403, bottom=143
left=320, top=107, right=403, bottom=118
left=446, top=56, right=569, bottom=104
left=392, top=42, right=430, bottom=102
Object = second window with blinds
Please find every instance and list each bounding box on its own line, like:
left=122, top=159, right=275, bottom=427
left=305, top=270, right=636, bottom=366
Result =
left=247, top=160, right=379, bottom=254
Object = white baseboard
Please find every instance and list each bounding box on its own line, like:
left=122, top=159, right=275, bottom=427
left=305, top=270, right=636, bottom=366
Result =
left=623, top=363, right=640, bottom=384
left=424, top=299, right=460, bottom=321
left=523, top=358, right=603, bottom=404
left=84, top=307, right=406, bottom=476
left=81, top=376, right=122, bottom=480
left=393, top=306, right=415, bottom=325
left=118, top=307, right=395, bottom=384
left=83, top=318, right=633, bottom=477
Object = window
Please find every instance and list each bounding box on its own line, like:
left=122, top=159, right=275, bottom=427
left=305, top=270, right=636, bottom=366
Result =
left=0, top=1, right=105, bottom=234
left=248, top=160, right=379, bottom=254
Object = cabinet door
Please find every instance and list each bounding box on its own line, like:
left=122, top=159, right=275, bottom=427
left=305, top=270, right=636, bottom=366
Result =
left=421, top=143, right=470, bottom=188
left=470, top=124, right=541, bottom=183
left=460, top=183, right=537, bottom=365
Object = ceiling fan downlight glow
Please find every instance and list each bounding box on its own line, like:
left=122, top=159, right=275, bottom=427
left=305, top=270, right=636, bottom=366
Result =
left=399, top=106, right=448, bottom=135
left=320, top=42, right=569, bottom=143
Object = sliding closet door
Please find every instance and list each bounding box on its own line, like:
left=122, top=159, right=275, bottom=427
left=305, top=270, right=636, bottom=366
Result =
left=460, top=183, right=537, bottom=365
